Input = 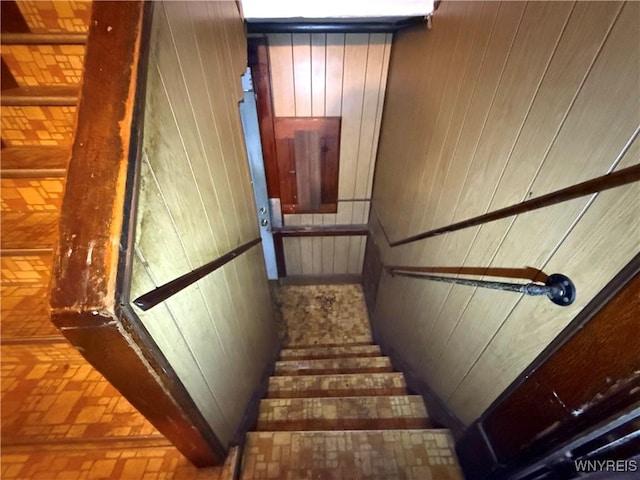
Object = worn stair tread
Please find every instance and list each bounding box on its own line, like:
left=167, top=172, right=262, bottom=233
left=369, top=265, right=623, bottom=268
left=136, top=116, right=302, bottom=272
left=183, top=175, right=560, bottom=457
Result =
left=257, top=395, right=430, bottom=431
left=268, top=372, right=408, bottom=398
left=1, top=147, right=70, bottom=177
left=0, top=32, right=88, bottom=45
left=0, top=85, right=79, bottom=106
left=275, top=356, right=393, bottom=376
left=280, top=344, right=382, bottom=360
left=241, top=430, right=463, bottom=480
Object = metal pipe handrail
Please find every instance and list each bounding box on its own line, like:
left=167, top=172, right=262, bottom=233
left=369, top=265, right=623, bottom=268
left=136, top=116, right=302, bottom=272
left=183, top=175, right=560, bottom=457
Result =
left=133, top=237, right=262, bottom=311
left=388, top=163, right=640, bottom=247
left=388, top=268, right=576, bottom=306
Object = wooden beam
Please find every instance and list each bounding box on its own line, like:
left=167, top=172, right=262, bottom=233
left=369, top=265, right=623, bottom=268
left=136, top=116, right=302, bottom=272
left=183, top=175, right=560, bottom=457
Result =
left=49, top=1, right=225, bottom=467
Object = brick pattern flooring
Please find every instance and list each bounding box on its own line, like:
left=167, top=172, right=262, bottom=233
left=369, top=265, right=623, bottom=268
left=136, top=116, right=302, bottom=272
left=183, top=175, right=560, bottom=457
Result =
left=280, top=344, right=381, bottom=360
left=1, top=443, right=226, bottom=480
left=257, top=396, right=430, bottom=431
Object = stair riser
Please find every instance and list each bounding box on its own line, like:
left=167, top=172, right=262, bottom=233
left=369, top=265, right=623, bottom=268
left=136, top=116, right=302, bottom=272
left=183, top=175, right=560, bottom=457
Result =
left=279, top=351, right=381, bottom=361
left=256, top=418, right=431, bottom=431
left=274, top=365, right=393, bottom=376
left=268, top=373, right=408, bottom=399
left=268, top=386, right=408, bottom=398
left=279, top=345, right=381, bottom=360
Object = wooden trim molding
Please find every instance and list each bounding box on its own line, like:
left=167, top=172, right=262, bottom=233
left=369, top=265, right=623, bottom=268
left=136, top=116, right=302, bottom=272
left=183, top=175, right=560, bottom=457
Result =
left=456, top=253, right=640, bottom=479
left=49, top=1, right=225, bottom=467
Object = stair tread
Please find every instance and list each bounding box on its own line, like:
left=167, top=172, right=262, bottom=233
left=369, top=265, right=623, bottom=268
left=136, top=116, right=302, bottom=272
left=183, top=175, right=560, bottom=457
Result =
left=242, top=430, right=463, bottom=479
left=268, top=372, right=407, bottom=398
left=1, top=85, right=79, bottom=106
left=1, top=146, right=70, bottom=177
left=257, top=395, right=430, bottom=431
left=275, top=356, right=393, bottom=376
left=280, top=344, right=381, bottom=360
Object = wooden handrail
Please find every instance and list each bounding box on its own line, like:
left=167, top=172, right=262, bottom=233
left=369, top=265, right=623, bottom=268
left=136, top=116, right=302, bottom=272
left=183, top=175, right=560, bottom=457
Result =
left=389, top=163, right=640, bottom=247
left=132, top=237, right=262, bottom=311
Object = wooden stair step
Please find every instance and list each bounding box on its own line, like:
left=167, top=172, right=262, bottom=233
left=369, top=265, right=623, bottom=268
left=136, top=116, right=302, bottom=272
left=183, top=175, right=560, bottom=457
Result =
left=1, top=146, right=69, bottom=178
left=0, top=33, right=88, bottom=45
left=257, top=396, right=430, bottom=431
left=241, top=430, right=463, bottom=479
left=280, top=344, right=381, bottom=360
left=286, top=341, right=373, bottom=348
left=267, top=372, right=407, bottom=399
left=274, top=356, right=393, bottom=376
left=1, top=86, right=78, bottom=106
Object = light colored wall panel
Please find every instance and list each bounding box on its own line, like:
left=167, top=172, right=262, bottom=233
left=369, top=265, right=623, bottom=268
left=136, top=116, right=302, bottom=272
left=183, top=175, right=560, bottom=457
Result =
left=131, top=1, right=277, bottom=447
left=370, top=0, right=639, bottom=425
left=269, top=33, right=392, bottom=276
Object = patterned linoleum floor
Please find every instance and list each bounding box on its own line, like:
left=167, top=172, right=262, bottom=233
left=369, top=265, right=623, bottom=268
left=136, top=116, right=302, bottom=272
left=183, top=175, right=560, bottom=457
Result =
left=273, top=284, right=372, bottom=347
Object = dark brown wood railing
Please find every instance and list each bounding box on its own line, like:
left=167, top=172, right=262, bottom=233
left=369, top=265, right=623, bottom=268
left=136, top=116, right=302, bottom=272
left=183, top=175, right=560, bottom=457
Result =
left=388, top=163, right=640, bottom=247
left=133, top=237, right=262, bottom=311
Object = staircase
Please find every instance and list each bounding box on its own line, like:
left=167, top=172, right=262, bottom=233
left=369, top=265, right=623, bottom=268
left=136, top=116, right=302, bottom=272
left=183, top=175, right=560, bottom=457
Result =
left=239, top=284, right=463, bottom=479
left=0, top=2, right=232, bottom=478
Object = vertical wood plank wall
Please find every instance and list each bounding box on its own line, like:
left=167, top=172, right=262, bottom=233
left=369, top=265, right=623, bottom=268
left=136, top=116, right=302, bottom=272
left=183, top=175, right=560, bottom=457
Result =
left=267, top=33, right=392, bottom=276
left=130, top=2, right=277, bottom=446
left=370, top=1, right=639, bottom=425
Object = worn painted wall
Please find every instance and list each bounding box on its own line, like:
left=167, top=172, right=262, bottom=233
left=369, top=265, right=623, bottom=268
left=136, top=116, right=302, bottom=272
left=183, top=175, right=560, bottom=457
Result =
left=130, top=1, right=277, bottom=446
left=266, top=33, right=391, bottom=276
left=370, top=1, right=639, bottom=425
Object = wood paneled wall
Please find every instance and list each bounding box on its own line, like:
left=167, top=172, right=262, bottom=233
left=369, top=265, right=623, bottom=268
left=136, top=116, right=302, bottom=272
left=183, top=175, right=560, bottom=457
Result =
left=130, top=1, right=277, bottom=446
left=266, top=33, right=391, bottom=276
left=370, top=1, right=639, bottom=425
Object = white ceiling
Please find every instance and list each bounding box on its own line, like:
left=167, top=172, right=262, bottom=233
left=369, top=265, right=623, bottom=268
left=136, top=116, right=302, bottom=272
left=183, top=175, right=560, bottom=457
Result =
left=240, top=0, right=434, bottom=20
